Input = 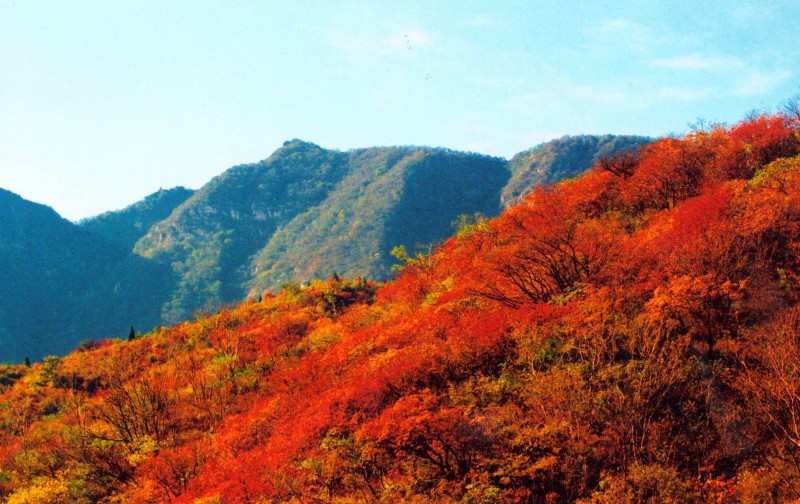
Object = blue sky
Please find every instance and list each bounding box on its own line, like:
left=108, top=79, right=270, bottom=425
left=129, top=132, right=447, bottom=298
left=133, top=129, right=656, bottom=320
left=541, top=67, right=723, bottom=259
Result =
left=1, top=1, right=798, bottom=220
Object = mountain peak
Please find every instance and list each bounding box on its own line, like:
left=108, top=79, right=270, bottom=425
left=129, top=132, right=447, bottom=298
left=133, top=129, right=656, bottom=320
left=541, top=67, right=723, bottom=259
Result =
left=280, top=138, right=323, bottom=150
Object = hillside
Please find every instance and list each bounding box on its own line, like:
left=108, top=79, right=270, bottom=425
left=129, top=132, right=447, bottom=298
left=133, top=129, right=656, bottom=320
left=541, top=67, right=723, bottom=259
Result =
left=79, top=186, right=195, bottom=252
left=135, top=137, right=638, bottom=323
left=1, top=112, right=798, bottom=502
left=501, top=134, right=651, bottom=207
left=246, top=146, right=508, bottom=293
left=133, top=140, right=365, bottom=324
left=0, top=136, right=646, bottom=360
left=0, top=188, right=107, bottom=360
left=130, top=142, right=508, bottom=323
left=0, top=189, right=168, bottom=362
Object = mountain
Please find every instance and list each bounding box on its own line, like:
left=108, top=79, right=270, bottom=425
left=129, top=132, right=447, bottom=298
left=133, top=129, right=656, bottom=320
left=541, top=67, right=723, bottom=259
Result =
left=0, top=189, right=164, bottom=361
left=0, top=189, right=179, bottom=362
left=0, top=188, right=117, bottom=360
left=501, top=134, right=650, bottom=207
left=79, top=186, right=194, bottom=252
left=0, top=135, right=648, bottom=360
left=130, top=141, right=509, bottom=323
left=133, top=140, right=354, bottom=322
left=134, top=136, right=639, bottom=323
left=246, top=146, right=508, bottom=294
left=1, top=112, right=798, bottom=502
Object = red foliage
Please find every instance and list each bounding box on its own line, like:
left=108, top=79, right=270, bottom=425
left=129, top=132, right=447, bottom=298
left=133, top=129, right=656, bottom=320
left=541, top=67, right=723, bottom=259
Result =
left=3, top=113, right=800, bottom=502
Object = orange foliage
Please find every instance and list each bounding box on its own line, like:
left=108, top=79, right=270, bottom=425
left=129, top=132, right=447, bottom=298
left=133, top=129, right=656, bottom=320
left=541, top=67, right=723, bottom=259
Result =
left=2, top=113, right=800, bottom=502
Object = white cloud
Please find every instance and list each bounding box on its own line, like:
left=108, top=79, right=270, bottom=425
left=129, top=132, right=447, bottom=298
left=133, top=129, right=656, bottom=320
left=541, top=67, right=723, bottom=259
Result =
left=651, top=54, right=744, bottom=71
left=733, top=70, right=791, bottom=96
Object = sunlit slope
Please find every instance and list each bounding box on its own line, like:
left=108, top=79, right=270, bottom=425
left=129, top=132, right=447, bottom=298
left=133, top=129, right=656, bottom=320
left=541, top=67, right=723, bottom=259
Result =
left=134, top=137, right=641, bottom=324
left=501, top=134, right=650, bottom=207
left=246, top=147, right=509, bottom=293
left=0, top=136, right=642, bottom=361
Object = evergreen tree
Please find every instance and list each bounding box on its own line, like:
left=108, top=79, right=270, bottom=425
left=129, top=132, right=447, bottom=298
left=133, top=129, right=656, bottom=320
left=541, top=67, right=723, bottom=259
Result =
left=128, top=325, right=136, bottom=341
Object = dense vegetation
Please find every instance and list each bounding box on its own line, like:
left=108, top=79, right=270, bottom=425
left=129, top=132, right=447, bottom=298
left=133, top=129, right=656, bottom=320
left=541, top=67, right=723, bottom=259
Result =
left=246, top=146, right=509, bottom=295
left=136, top=137, right=640, bottom=324
left=0, top=136, right=648, bottom=361
left=502, top=134, right=650, bottom=207
left=1, top=112, right=799, bottom=502
left=133, top=140, right=353, bottom=323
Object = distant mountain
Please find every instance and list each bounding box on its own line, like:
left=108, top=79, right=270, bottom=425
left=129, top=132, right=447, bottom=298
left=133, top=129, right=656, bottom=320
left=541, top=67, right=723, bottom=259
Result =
left=0, top=189, right=169, bottom=361
left=0, top=134, right=650, bottom=359
left=80, top=187, right=194, bottom=251
left=0, top=188, right=112, bottom=360
left=133, top=141, right=508, bottom=322
left=501, top=134, right=651, bottom=207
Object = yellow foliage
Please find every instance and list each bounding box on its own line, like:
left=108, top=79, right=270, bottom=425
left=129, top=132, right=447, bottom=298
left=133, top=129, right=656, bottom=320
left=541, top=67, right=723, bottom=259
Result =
left=6, top=476, right=69, bottom=504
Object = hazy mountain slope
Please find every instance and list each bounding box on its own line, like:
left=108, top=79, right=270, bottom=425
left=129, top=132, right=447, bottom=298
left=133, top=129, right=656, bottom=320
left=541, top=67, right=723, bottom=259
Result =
left=79, top=187, right=194, bottom=251
left=164, top=137, right=636, bottom=300
left=501, top=134, right=651, bottom=207
left=74, top=136, right=648, bottom=326
left=247, top=147, right=508, bottom=293
left=0, top=189, right=163, bottom=360
left=133, top=140, right=351, bottom=322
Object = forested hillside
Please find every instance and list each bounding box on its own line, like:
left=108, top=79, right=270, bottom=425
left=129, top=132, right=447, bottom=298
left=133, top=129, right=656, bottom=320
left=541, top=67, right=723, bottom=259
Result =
left=0, top=136, right=647, bottom=361
left=79, top=187, right=194, bottom=252
left=245, top=146, right=508, bottom=295
left=0, top=189, right=169, bottom=361
left=501, top=135, right=650, bottom=207
left=132, top=140, right=353, bottom=323
left=133, top=137, right=641, bottom=324
left=1, top=112, right=798, bottom=502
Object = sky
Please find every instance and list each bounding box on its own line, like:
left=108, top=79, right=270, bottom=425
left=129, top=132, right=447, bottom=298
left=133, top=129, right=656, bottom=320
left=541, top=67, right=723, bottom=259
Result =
left=1, top=1, right=799, bottom=221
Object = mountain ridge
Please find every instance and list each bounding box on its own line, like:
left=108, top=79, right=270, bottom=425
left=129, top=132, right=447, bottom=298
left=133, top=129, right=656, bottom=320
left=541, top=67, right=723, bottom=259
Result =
left=0, top=188, right=161, bottom=360
left=79, top=186, right=195, bottom=251
left=0, top=134, right=651, bottom=360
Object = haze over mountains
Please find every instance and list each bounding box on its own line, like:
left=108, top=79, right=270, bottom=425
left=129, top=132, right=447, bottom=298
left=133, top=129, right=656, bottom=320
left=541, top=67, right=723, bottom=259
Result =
left=0, top=135, right=648, bottom=361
